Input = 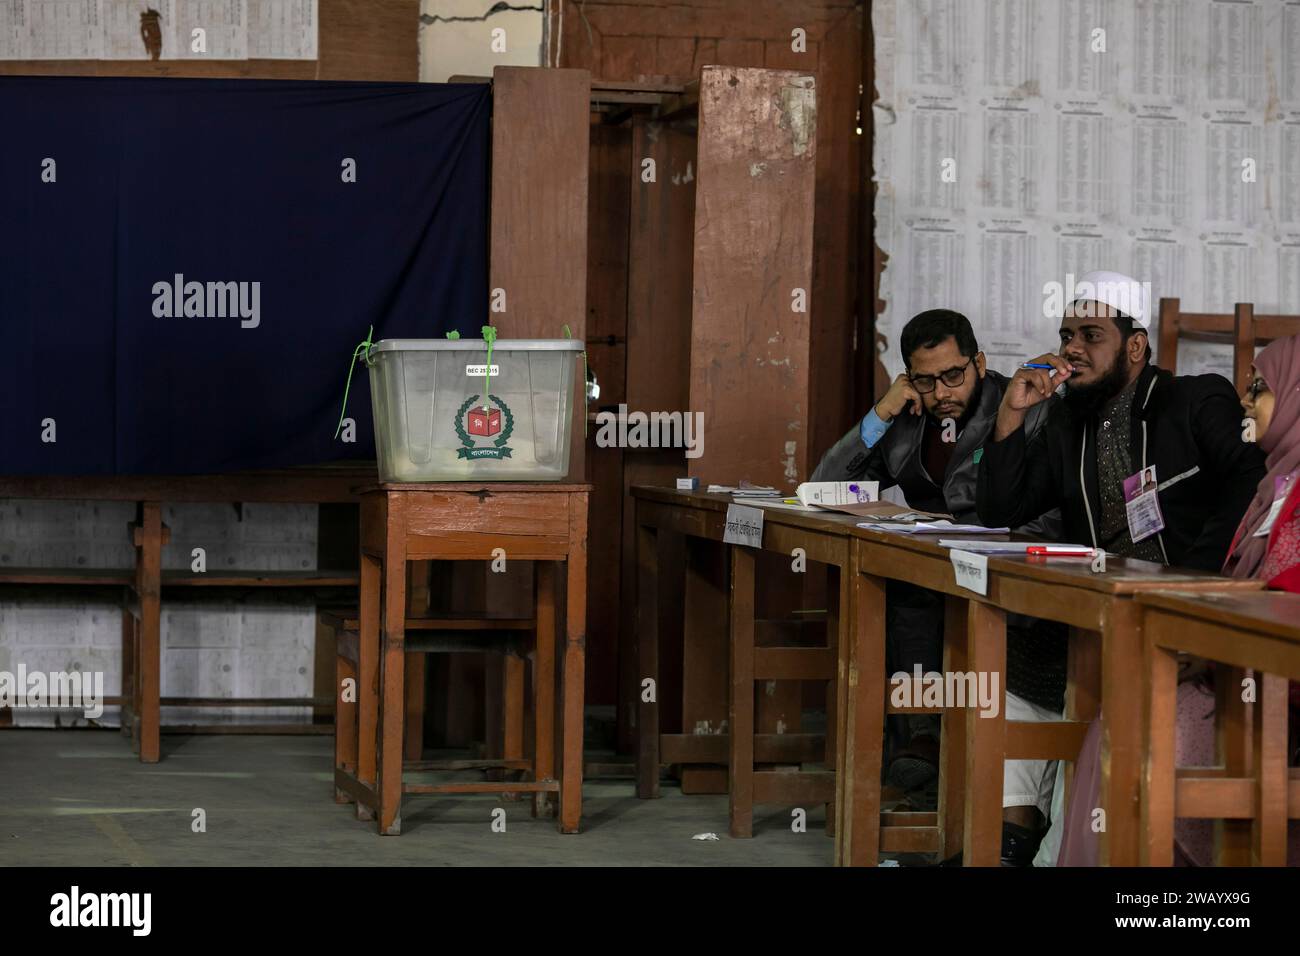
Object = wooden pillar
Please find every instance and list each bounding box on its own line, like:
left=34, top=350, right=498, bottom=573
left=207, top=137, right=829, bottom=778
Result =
left=489, top=65, right=590, bottom=482
left=688, top=66, right=818, bottom=491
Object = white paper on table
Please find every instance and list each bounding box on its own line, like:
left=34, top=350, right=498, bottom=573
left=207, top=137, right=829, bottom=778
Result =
left=796, top=480, right=879, bottom=507
left=745, top=498, right=821, bottom=512
left=936, top=539, right=1092, bottom=553
left=858, top=520, right=1009, bottom=534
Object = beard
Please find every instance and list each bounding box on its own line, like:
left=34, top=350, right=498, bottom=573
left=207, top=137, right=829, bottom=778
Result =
left=1062, top=352, right=1129, bottom=417
left=927, top=373, right=983, bottom=425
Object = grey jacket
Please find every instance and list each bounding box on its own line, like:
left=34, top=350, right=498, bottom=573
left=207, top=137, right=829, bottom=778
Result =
left=812, top=369, right=1060, bottom=536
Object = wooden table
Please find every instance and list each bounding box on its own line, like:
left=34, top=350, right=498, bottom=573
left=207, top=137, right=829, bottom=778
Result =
left=353, top=482, right=590, bottom=835
left=1137, top=589, right=1300, bottom=866
left=632, top=487, right=857, bottom=839
left=840, top=530, right=1265, bottom=867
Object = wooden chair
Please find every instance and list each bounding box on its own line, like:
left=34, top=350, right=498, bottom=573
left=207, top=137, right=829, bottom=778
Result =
left=1157, top=299, right=1300, bottom=390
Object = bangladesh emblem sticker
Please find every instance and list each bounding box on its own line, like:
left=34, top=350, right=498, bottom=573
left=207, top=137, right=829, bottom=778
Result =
left=455, top=394, right=515, bottom=459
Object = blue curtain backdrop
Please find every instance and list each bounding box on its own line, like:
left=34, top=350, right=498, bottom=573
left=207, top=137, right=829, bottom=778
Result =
left=0, top=75, right=489, bottom=475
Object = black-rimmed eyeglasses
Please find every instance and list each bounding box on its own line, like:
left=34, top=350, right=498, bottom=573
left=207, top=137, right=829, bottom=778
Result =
left=909, top=357, right=973, bottom=394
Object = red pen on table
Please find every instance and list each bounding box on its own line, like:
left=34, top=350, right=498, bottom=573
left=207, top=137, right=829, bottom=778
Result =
left=1026, top=546, right=1095, bottom=557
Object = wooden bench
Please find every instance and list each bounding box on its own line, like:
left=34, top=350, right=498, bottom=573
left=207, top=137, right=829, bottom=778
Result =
left=0, top=467, right=371, bottom=757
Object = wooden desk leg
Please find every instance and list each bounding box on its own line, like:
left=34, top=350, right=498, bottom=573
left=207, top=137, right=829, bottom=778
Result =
left=336, top=651, right=358, bottom=804
left=824, top=563, right=847, bottom=841
left=832, top=560, right=852, bottom=863
left=1216, top=665, right=1252, bottom=865
left=504, top=653, right=526, bottom=775
left=1253, top=673, right=1288, bottom=866
left=119, top=609, right=135, bottom=740
left=1141, top=636, right=1178, bottom=865
left=838, top=556, right=885, bottom=866
left=1100, top=601, right=1143, bottom=866
left=534, top=561, right=558, bottom=818
left=963, top=599, right=1006, bottom=867
left=635, top=519, right=660, bottom=799
left=681, top=535, right=727, bottom=795
left=403, top=653, right=425, bottom=762
left=131, top=611, right=142, bottom=753
left=939, top=594, right=969, bottom=860
left=377, top=515, right=407, bottom=836
left=560, top=499, right=589, bottom=834
left=356, top=552, right=381, bottom=821
left=729, top=545, right=756, bottom=839
left=136, top=501, right=162, bottom=764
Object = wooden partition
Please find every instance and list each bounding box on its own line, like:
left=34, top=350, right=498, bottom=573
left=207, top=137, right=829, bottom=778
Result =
left=688, top=66, right=818, bottom=489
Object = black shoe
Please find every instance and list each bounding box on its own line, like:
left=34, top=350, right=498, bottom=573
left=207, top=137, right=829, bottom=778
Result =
left=900, top=821, right=1044, bottom=867
left=885, top=734, right=940, bottom=791
left=1001, top=821, right=1044, bottom=867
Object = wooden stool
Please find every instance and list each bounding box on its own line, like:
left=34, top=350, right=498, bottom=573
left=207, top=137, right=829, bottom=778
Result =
left=1139, top=590, right=1300, bottom=866
left=347, top=483, right=590, bottom=835
left=327, top=608, right=533, bottom=820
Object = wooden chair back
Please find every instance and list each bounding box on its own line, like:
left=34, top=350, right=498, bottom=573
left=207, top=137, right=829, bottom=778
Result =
left=1157, top=298, right=1300, bottom=390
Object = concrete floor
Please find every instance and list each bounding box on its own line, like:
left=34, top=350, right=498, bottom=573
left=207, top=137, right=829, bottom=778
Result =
left=0, top=731, right=833, bottom=866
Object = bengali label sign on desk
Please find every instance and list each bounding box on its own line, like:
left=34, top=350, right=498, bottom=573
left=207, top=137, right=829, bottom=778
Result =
left=949, top=549, right=989, bottom=595
left=723, top=504, right=764, bottom=548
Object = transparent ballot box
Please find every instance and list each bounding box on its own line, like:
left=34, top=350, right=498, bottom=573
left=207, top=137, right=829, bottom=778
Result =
left=365, top=338, right=583, bottom=481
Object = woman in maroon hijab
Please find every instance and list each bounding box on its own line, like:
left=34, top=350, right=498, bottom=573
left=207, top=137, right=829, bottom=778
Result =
left=1224, top=335, right=1300, bottom=588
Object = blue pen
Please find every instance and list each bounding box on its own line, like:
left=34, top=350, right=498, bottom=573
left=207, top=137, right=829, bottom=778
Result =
left=1020, top=362, right=1055, bottom=369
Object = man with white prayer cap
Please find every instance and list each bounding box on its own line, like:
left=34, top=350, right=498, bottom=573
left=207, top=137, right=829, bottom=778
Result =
left=976, top=271, right=1266, bottom=863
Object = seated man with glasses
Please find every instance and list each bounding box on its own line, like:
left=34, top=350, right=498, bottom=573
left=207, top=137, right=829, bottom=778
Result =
left=813, top=308, right=1066, bottom=866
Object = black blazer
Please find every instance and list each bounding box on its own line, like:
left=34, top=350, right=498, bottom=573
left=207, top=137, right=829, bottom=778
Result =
left=812, top=369, right=1055, bottom=526
left=976, top=363, right=1266, bottom=572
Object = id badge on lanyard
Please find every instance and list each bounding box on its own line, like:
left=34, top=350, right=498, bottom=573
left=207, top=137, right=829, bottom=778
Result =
left=1123, top=466, right=1165, bottom=543
left=1253, top=472, right=1297, bottom=538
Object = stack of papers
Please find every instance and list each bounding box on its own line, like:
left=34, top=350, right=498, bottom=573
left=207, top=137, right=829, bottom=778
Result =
left=936, top=540, right=1096, bottom=554
left=744, top=498, right=818, bottom=511
left=859, top=520, right=1010, bottom=534
left=706, top=484, right=781, bottom=498
left=818, top=501, right=951, bottom=520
